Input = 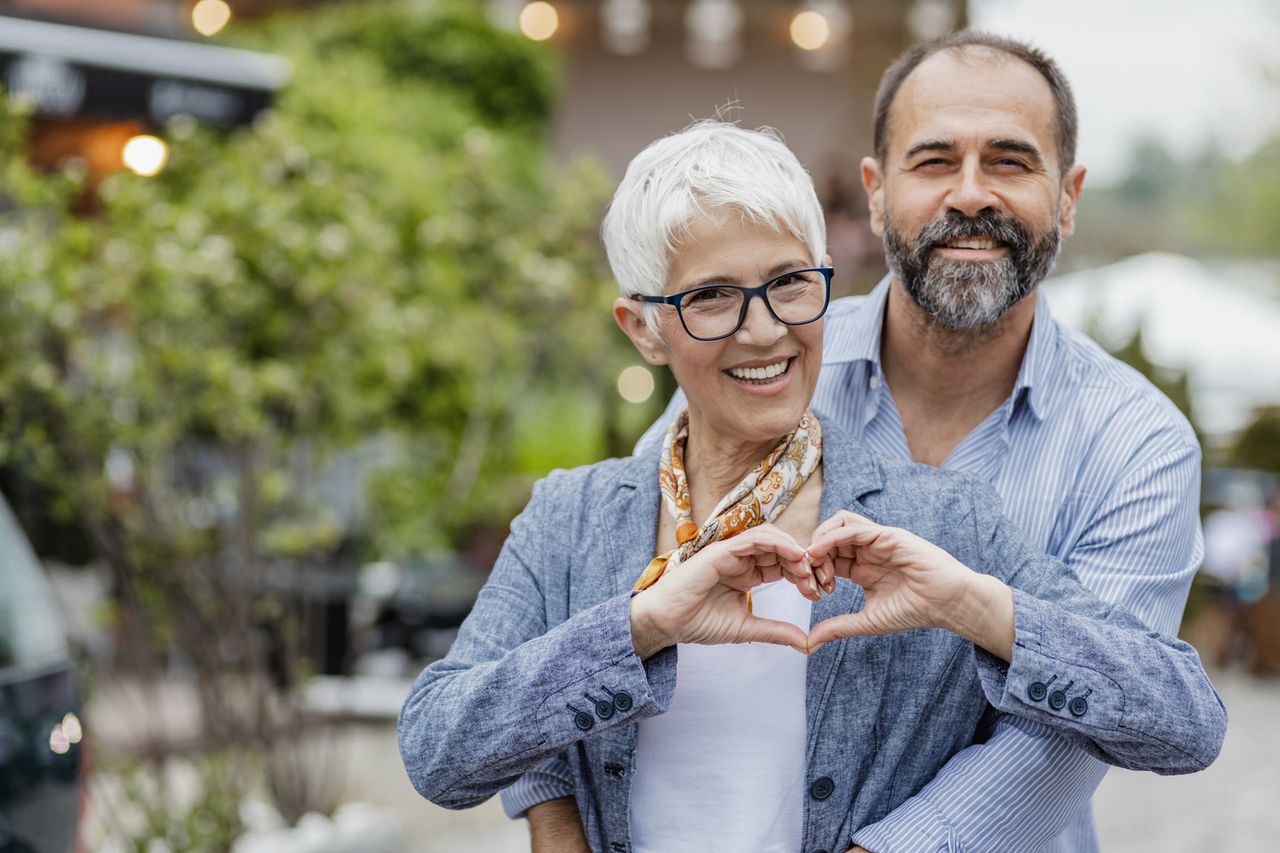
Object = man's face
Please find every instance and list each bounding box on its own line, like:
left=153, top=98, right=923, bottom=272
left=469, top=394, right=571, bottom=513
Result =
left=863, top=50, right=1086, bottom=330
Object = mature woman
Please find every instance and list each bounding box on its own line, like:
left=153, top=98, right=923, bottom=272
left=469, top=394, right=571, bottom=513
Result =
left=397, top=122, right=1224, bottom=853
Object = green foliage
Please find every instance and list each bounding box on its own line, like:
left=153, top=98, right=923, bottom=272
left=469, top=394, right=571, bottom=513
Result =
left=1230, top=406, right=1280, bottom=473
left=295, top=0, right=559, bottom=130
left=0, top=0, right=639, bottom=566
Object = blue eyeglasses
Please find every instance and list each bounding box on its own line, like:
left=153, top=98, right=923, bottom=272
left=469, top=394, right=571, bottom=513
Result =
left=631, top=267, right=833, bottom=341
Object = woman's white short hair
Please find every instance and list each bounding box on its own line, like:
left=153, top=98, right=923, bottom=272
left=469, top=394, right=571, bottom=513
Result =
left=601, top=120, right=827, bottom=325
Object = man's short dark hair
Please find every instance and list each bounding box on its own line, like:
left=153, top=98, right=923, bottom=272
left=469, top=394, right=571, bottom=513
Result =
left=872, top=31, right=1078, bottom=175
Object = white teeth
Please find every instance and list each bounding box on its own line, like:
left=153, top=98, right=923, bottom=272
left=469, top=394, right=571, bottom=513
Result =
left=728, top=359, right=790, bottom=381
left=947, top=238, right=997, bottom=249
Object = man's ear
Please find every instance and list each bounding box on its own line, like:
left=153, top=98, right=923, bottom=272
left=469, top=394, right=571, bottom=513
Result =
left=860, top=156, right=886, bottom=237
left=613, top=298, right=668, bottom=365
left=1058, top=163, right=1087, bottom=238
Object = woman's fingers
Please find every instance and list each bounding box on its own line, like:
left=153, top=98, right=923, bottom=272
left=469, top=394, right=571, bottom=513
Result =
left=738, top=614, right=809, bottom=654
left=806, top=612, right=877, bottom=654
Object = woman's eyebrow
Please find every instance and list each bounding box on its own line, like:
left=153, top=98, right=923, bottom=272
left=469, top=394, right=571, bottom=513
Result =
left=683, top=259, right=811, bottom=290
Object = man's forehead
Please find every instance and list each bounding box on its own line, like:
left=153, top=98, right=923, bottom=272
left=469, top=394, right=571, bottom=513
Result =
left=889, top=49, right=1058, bottom=156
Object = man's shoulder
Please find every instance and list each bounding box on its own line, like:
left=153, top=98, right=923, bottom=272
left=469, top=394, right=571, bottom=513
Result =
left=1044, top=319, right=1198, bottom=455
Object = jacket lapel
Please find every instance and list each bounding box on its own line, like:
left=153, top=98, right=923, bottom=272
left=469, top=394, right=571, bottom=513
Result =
left=806, top=414, right=886, bottom=759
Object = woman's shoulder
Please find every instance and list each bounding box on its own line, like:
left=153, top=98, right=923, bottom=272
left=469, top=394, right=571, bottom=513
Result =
left=524, top=452, right=655, bottom=518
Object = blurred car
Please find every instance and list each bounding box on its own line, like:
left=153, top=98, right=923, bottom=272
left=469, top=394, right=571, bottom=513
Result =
left=0, top=493, right=84, bottom=853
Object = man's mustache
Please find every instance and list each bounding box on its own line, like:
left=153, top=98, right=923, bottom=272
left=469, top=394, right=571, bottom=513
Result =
left=914, top=210, right=1031, bottom=256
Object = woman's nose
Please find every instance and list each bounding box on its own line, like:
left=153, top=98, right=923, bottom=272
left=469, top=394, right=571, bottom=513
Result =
left=734, top=293, right=787, bottom=346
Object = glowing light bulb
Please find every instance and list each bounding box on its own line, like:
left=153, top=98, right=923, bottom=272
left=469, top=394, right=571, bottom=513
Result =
left=122, top=135, right=169, bottom=177
left=519, top=2, right=559, bottom=41
left=192, top=0, right=232, bottom=37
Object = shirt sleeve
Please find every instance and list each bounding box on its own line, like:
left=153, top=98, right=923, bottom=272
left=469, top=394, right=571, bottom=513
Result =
left=500, top=752, right=576, bottom=819
left=853, top=442, right=1210, bottom=853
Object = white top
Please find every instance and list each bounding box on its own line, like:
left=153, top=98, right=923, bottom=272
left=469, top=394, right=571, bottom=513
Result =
left=629, top=578, right=812, bottom=853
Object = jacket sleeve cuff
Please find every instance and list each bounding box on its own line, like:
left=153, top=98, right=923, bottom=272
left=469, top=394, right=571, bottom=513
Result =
left=852, top=793, right=958, bottom=853
left=536, top=591, right=678, bottom=744
left=973, top=588, right=1123, bottom=731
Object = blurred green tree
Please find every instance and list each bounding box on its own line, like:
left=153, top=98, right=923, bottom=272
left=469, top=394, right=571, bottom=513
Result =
left=0, top=0, right=649, bottom=839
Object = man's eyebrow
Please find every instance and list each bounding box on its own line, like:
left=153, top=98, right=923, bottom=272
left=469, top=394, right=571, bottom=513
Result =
left=904, top=139, right=957, bottom=159
left=988, top=138, right=1044, bottom=164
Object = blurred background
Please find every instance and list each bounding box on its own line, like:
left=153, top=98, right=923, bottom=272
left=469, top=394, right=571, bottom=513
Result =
left=0, top=1, right=1277, bottom=851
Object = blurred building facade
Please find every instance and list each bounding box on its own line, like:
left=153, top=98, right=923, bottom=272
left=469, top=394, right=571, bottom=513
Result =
left=0, top=0, right=287, bottom=180
left=516, top=0, right=969, bottom=293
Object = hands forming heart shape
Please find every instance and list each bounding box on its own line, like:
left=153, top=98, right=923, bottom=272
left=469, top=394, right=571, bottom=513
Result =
left=629, top=510, right=995, bottom=658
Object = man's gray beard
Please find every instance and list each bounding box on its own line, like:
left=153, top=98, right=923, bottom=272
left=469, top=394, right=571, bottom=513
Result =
left=883, top=211, right=1062, bottom=332
left=898, top=255, right=1028, bottom=330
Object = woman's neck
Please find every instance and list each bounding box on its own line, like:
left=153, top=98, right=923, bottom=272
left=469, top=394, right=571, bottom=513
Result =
left=682, top=420, right=783, bottom=521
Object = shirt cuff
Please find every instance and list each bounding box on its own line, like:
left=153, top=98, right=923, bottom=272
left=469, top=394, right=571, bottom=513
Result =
left=500, top=767, right=576, bottom=820
left=851, top=793, right=958, bottom=853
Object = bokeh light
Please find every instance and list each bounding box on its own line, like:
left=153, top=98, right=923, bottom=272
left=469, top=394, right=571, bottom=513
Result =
left=192, top=0, right=232, bottom=37
left=518, top=2, right=559, bottom=41
left=617, top=365, right=655, bottom=404
left=790, top=10, right=831, bottom=51
left=122, top=135, right=169, bottom=177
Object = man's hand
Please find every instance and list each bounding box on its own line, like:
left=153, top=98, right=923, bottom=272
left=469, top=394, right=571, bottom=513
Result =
left=806, top=511, right=1015, bottom=660
left=528, top=796, right=590, bottom=853
left=629, top=523, right=817, bottom=658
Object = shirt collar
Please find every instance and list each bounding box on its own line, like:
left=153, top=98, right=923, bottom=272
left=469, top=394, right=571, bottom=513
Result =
left=1011, top=289, right=1057, bottom=422
left=823, top=274, right=891, bottom=367
left=823, top=273, right=1058, bottom=421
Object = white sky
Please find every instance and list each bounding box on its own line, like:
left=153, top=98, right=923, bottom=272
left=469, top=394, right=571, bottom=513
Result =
left=969, top=0, right=1280, bottom=184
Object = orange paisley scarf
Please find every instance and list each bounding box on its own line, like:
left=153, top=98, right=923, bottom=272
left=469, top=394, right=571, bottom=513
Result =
left=633, top=407, right=823, bottom=608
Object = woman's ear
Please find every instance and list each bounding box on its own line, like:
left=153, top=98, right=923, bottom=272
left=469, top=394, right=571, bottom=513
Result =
left=614, top=298, right=668, bottom=365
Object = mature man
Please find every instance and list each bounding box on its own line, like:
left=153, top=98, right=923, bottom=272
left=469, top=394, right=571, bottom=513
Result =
left=503, top=31, right=1202, bottom=852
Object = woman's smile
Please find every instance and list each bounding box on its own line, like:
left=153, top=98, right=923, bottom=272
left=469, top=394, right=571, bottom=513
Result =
left=723, top=356, right=796, bottom=392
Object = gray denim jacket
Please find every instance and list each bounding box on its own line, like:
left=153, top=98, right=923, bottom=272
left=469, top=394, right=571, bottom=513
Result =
left=398, top=417, right=1226, bottom=853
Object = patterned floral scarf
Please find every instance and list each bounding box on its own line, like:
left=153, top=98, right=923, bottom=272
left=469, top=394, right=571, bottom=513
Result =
left=633, top=407, right=823, bottom=608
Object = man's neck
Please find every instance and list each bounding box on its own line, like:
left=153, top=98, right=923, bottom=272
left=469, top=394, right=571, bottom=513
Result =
left=879, top=278, right=1037, bottom=466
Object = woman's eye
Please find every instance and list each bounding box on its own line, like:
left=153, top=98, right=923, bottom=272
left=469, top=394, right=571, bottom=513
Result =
left=690, top=287, right=730, bottom=302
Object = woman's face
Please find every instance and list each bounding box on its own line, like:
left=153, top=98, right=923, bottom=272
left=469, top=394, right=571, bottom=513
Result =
left=617, top=212, right=825, bottom=449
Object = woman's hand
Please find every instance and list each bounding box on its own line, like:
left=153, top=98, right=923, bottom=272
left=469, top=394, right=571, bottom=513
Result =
left=629, top=524, right=818, bottom=658
left=805, top=511, right=1014, bottom=659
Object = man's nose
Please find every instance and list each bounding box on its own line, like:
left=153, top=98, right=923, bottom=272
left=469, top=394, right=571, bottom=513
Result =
left=944, top=159, right=1000, bottom=218
left=734, top=293, right=787, bottom=346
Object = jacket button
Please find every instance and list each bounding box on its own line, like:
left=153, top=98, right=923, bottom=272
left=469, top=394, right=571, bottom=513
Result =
left=1027, top=681, right=1048, bottom=702
left=1069, top=696, right=1089, bottom=717
left=613, top=691, right=633, bottom=712
left=809, top=776, right=835, bottom=800
left=595, top=699, right=616, bottom=720
left=1048, top=690, right=1067, bottom=711
left=574, top=711, right=595, bottom=731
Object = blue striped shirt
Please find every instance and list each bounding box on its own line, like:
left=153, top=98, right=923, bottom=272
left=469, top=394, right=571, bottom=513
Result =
left=818, top=279, right=1203, bottom=853
left=502, top=277, right=1203, bottom=852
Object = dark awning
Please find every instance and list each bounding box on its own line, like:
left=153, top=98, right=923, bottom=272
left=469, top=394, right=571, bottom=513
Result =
left=0, top=15, right=290, bottom=126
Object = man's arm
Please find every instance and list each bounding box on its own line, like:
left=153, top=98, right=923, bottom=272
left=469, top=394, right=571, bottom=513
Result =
left=528, top=798, right=592, bottom=853
left=852, top=442, right=1205, bottom=852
